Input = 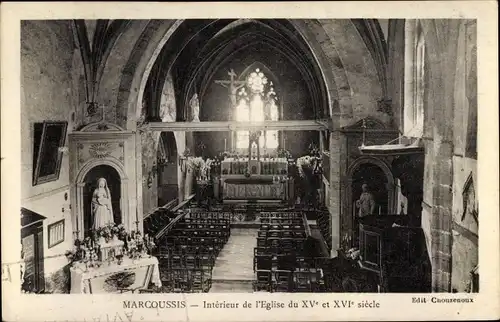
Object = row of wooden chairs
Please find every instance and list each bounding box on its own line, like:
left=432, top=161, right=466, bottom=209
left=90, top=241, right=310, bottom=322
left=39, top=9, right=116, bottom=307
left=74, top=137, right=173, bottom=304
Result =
left=260, top=218, right=304, bottom=225
left=259, top=212, right=303, bottom=220
left=161, top=268, right=212, bottom=293
left=256, top=237, right=306, bottom=251
left=159, top=246, right=216, bottom=269
left=177, top=218, right=230, bottom=227
left=254, top=252, right=329, bottom=270
left=167, top=243, right=216, bottom=253
left=165, top=236, right=227, bottom=251
left=157, top=212, right=231, bottom=293
left=185, top=212, right=232, bottom=221
left=254, top=253, right=298, bottom=271
left=169, top=229, right=230, bottom=242
left=254, top=211, right=322, bottom=293
left=258, top=230, right=307, bottom=239
left=260, top=223, right=304, bottom=231
left=253, top=269, right=325, bottom=292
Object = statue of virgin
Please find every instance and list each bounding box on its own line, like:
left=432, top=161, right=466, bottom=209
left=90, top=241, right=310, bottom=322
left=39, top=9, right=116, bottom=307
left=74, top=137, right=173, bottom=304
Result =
left=92, top=178, right=114, bottom=230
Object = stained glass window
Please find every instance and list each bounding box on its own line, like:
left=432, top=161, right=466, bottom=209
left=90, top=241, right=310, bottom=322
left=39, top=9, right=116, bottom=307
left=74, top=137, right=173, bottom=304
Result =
left=234, top=68, right=279, bottom=150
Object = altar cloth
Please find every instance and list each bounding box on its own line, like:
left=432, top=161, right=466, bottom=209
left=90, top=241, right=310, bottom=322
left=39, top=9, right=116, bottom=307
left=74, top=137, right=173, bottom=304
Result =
left=70, top=256, right=161, bottom=294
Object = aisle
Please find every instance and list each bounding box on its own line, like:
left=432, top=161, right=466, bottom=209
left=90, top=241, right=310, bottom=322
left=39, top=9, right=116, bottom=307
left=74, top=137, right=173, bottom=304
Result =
left=210, top=228, right=258, bottom=292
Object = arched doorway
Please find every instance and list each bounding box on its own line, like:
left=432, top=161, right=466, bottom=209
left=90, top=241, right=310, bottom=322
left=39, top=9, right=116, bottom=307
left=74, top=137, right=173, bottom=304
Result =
left=157, top=131, right=179, bottom=206
left=82, top=165, right=121, bottom=237
left=347, top=157, right=395, bottom=248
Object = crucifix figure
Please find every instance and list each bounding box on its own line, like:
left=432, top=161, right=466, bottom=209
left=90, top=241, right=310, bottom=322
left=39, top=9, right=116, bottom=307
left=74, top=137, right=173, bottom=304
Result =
left=214, top=69, right=246, bottom=108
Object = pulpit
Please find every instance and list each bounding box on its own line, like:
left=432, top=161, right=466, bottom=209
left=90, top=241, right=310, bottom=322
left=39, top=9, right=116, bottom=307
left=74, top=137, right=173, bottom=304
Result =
left=358, top=215, right=431, bottom=292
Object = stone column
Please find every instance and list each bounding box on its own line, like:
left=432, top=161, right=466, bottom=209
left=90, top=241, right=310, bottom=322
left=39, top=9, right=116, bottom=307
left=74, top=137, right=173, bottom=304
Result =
left=134, top=131, right=144, bottom=235
left=76, top=183, right=86, bottom=240
left=329, top=130, right=342, bottom=257
left=421, top=19, right=461, bottom=292
left=184, top=163, right=194, bottom=199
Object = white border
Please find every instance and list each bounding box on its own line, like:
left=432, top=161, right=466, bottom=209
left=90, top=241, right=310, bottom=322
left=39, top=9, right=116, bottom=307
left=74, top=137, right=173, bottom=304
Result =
left=1, top=2, right=499, bottom=321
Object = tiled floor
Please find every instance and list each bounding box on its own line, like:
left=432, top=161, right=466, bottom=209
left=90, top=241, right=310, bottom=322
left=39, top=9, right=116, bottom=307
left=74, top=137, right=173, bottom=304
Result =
left=211, top=228, right=258, bottom=281
left=210, top=228, right=258, bottom=293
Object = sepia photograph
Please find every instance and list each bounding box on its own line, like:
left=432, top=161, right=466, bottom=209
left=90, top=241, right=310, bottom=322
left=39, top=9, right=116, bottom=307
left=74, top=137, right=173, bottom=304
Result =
left=1, top=2, right=498, bottom=321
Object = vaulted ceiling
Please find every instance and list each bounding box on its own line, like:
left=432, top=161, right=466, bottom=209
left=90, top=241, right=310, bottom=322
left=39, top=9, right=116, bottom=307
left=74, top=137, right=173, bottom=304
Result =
left=145, top=19, right=332, bottom=121
left=72, top=19, right=389, bottom=124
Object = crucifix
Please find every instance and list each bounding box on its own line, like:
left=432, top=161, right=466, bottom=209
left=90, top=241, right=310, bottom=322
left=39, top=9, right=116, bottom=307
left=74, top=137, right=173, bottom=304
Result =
left=215, top=69, right=247, bottom=154
left=214, top=69, right=246, bottom=108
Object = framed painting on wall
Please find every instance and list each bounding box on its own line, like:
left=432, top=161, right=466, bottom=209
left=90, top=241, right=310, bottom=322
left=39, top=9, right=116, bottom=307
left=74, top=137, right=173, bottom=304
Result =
left=32, top=121, right=68, bottom=185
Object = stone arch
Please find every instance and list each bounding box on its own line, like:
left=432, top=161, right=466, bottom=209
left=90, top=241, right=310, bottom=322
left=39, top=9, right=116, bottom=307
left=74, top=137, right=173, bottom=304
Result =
left=289, top=19, right=346, bottom=121
left=344, top=156, right=396, bottom=247
left=73, top=157, right=130, bottom=239
left=114, top=19, right=352, bottom=130
left=115, top=20, right=184, bottom=130
left=321, top=20, right=385, bottom=127
left=76, top=157, right=127, bottom=183
left=347, top=156, right=395, bottom=189
left=113, top=19, right=387, bottom=131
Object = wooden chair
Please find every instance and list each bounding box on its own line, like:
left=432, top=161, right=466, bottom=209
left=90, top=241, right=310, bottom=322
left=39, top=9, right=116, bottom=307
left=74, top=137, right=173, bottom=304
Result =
left=257, top=237, right=267, bottom=248
left=274, top=270, right=293, bottom=292
left=253, top=270, right=273, bottom=292
left=255, top=254, right=272, bottom=271
left=294, top=271, right=312, bottom=292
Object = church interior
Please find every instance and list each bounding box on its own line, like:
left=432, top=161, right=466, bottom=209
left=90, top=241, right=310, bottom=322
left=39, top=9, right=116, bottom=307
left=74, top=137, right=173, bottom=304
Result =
left=17, top=19, right=478, bottom=294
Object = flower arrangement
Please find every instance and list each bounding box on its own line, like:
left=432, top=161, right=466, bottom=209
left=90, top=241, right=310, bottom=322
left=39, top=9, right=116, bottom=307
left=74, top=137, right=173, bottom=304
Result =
left=126, top=231, right=156, bottom=260
left=296, top=154, right=322, bottom=178
left=95, top=223, right=126, bottom=243
left=188, top=156, right=204, bottom=171
left=65, top=224, right=156, bottom=270
left=308, top=143, right=321, bottom=158
left=277, top=148, right=292, bottom=159
left=296, top=155, right=312, bottom=177
left=200, top=158, right=213, bottom=180
left=211, top=158, right=221, bottom=176
left=183, top=148, right=192, bottom=157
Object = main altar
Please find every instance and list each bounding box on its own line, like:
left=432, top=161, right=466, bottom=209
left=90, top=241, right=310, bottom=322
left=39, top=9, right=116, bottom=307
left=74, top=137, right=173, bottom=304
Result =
left=217, top=130, right=293, bottom=202
left=220, top=157, right=290, bottom=201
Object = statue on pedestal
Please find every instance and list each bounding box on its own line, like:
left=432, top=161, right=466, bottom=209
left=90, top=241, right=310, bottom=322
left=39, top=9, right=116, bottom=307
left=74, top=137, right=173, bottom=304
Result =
left=92, top=178, right=114, bottom=230
left=190, top=93, right=200, bottom=122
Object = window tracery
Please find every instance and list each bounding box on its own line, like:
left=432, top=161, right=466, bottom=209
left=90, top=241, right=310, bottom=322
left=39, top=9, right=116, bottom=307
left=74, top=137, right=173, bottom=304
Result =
left=234, top=68, right=279, bottom=150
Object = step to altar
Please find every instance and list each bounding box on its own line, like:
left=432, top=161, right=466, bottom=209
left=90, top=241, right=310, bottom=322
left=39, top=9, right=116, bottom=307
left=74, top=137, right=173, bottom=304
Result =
left=210, top=279, right=253, bottom=293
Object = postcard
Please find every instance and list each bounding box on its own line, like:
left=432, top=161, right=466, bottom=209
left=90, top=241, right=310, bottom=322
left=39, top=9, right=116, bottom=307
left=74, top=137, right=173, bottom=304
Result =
left=1, top=1, right=499, bottom=321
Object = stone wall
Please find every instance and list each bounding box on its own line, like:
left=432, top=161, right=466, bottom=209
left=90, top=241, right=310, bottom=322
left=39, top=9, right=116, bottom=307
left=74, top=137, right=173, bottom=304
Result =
left=450, top=20, right=478, bottom=292
left=21, top=20, right=76, bottom=293
left=389, top=19, right=478, bottom=292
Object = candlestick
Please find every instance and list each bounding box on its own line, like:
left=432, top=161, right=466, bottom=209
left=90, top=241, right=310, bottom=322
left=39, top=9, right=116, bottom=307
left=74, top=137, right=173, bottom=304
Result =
left=224, top=139, right=227, bottom=152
